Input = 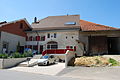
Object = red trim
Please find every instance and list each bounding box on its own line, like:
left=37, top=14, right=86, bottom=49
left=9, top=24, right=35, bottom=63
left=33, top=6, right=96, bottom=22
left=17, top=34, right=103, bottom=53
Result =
left=42, top=49, right=74, bottom=56
left=66, top=46, right=70, bottom=49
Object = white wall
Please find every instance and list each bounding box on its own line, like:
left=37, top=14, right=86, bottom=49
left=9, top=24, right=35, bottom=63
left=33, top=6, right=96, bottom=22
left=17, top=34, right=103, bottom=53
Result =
left=65, top=50, right=75, bottom=67
left=0, top=31, right=25, bottom=53
left=26, top=30, right=84, bottom=56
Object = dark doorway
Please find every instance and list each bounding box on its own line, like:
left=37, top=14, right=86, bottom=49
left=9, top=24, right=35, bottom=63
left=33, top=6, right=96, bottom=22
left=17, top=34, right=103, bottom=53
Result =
left=88, top=36, right=108, bottom=55
left=40, top=45, right=43, bottom=54
left=107, top=37, right=120, bottom=54
left=19, top=46, right=24, bottom=53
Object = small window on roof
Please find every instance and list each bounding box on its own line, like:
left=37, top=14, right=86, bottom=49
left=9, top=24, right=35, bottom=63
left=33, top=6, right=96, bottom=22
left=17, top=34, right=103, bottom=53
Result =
left=65, top=22, right=76, bottom=25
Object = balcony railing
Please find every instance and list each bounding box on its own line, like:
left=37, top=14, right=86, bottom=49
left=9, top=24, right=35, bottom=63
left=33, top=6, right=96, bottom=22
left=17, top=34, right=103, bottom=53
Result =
left=42, top=49, right=74, bottom=56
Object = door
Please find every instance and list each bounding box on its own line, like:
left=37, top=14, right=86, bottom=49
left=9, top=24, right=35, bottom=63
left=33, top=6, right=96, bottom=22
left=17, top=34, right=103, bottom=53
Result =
left=2, top=42, right=9, bottom=53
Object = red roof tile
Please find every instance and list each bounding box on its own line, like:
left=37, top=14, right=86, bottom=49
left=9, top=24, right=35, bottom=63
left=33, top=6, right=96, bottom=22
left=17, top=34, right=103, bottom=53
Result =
left=80, top=20, right=118, bottom=31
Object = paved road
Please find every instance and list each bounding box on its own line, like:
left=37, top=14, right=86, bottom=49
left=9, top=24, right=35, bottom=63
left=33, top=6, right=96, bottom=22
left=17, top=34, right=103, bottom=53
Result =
left=0, top=69, right=87, bottom=80
left=57, top=66, right=120, bottom=80
left=9, top=63, right=65, bottom=75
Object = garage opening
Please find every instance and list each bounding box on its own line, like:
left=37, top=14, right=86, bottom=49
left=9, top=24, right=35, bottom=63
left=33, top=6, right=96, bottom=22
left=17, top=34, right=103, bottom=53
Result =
left=107, top=37, right=120, bottom=55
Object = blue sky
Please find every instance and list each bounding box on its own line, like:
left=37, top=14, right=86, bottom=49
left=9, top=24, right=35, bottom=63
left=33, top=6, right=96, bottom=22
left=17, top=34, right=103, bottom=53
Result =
left=0, top=0, right=120, bottom=28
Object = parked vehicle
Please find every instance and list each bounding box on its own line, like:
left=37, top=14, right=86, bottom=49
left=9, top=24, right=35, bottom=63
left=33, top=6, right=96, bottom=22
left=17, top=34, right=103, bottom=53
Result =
left=37, top=55, right=55, bottom=66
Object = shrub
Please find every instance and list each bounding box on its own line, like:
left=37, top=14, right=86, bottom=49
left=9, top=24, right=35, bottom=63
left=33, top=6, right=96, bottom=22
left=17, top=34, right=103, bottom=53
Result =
left=12, top=52, right=22, bottom=58
left=109, top=58, right=119, bottom=66
left=0, top=54, right=8, bottom=59
left=22, top=52, right=33, bottom=57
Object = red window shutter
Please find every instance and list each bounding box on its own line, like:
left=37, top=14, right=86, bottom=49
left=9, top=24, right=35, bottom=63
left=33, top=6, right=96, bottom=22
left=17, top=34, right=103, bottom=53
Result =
left=66, top=46, right=69, bottom=49
left=74, top=46, right=76, bottom=51
left=38, top=36, right=40, bottom=41
left=36, top=36, right=40, bottom=41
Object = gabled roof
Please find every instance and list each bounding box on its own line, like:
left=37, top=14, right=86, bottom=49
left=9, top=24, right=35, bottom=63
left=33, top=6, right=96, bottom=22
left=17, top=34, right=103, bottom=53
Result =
left=80, top=20, right=118, bottom=31
left=0, top=18, right=32, bottom=29
left=0, top=18, right=32, bottom=37
left=31, top=15, right=80, bottom=30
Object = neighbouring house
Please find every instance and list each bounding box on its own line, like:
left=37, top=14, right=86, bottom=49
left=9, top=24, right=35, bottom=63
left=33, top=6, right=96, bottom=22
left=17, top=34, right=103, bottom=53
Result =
left=25, top=15, right=120, bottom=56
left=0, top=19, right=31, bottom=53
left=80, top=20, right=120, bottom=55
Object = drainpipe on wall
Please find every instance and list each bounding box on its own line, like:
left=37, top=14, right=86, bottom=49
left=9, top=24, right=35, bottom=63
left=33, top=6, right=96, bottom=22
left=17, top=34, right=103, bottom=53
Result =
left=35, top=31, right=40, bottom=54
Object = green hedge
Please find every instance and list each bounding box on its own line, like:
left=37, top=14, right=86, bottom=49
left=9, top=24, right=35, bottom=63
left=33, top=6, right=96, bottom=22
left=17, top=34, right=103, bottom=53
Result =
left=0, top=54, right=8, bottom=59
left=0, top=52, right=33, bottom=59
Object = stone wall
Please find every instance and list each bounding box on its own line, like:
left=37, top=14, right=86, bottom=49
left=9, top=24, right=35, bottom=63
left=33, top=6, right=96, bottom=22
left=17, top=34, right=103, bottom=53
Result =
left=0, top=58, right=27, bottom=69
left=0, top=31, right=25, bottom=53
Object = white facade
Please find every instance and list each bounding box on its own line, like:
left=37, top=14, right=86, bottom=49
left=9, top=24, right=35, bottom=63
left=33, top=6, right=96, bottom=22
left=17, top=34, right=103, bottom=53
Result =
left=26, top=30, right=84, bottom=56
left=0, top=31, right=25, bottom=53
left=26, top=15, right=84, bottom=56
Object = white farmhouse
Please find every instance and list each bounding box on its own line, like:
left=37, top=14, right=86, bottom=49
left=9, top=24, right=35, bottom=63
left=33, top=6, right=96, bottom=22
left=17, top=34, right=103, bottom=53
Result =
left=25, top=15, right=120, bottom=56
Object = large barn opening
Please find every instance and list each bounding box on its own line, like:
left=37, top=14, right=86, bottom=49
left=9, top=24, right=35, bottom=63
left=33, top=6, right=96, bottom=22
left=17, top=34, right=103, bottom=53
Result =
left=107, top=37, right=120, bottom=55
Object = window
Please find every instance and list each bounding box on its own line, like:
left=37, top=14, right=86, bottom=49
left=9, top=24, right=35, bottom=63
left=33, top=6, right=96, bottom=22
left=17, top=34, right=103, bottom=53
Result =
left=74, top=46, right=76, bottom=51
left=26, top=36, right=28, bottom=41
left=41, top=36, right=45, bottom=41
left=64, top=22, right=76, bottom=25
left=66, top=36, right=67, bottom=39
left=51, top=45, right=58, bottom=49
left=47, top=45, right=50, bottom=49
left=20, top=23, right=23, bottom=29
left=47, top=33, right=50, bottom=38
left=47, top=41, right=58, bottom=49
left=33, top=37, right=36, bottom=41
left=70, top=46, right=73, bottom=49
left=29, top=36, right=33, bottom=41
left=54, top=33, right=56, bottom=38
left=33, top=45, right=38, bottom=50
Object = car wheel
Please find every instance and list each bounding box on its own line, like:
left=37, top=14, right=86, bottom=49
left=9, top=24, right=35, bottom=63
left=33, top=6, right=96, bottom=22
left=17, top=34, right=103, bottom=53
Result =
left=38, top=64, right=41, bottom=66
left=46, top=61, right=49, bottom=66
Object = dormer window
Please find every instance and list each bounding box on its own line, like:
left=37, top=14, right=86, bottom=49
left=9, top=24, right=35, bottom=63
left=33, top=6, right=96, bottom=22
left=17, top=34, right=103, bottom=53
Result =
left=64, top=22, right=76, bottom=25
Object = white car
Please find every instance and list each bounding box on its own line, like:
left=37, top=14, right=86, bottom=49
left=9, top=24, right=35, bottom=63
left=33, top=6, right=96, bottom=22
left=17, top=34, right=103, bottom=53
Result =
left=37, top=55, right=55, bottom=66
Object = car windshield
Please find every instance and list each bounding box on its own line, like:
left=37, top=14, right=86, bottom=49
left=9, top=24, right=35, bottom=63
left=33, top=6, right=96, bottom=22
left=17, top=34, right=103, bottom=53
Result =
left=41, top=56, right=49, bottom=59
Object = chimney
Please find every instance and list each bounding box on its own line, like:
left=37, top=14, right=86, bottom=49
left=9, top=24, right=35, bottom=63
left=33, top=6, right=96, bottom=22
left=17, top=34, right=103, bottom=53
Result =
left=34, top=17, right=37, bottom=23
